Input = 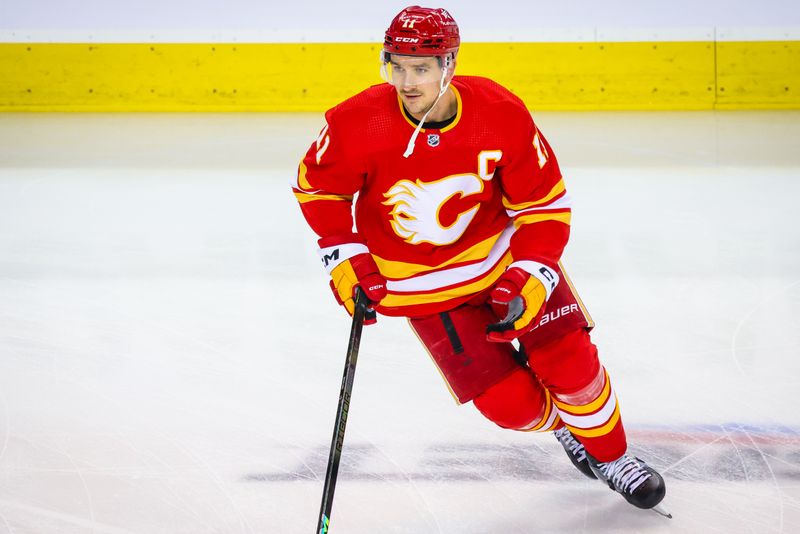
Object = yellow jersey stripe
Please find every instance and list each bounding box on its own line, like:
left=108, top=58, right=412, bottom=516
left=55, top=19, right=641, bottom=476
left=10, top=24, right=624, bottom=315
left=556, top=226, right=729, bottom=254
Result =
left=373, top=229, right=505, bottom=279
left=380, top=252, right=513, bottom=307
left=525, top=389, right=553, bottom=432
left=544, top=415, right=562, bottom=432
left=297, top=161, right=313, bottom=191
left=553, top=370, right=611, bottom=415
left=513, top=211, right=571, bottom=228
left=294, top=191, right=354, bottom=204
left=566, top=402, right=621, bottom=439
left=503, top=179, right=566, bottom=210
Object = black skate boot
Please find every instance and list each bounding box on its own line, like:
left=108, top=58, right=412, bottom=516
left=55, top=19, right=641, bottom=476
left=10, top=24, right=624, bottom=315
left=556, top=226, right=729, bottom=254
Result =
left=554, top=427, right=596, bottom=480
left=587, top=453, right=666, bottom=510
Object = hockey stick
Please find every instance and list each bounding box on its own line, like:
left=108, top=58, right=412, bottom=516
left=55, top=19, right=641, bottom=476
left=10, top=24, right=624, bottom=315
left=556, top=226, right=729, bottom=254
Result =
left=317, top=287, right=369, bottom=534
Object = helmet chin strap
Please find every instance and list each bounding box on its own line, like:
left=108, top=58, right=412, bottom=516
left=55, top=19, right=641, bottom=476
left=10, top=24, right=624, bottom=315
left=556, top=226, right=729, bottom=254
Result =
left=403, top=66, right=451, bottom=158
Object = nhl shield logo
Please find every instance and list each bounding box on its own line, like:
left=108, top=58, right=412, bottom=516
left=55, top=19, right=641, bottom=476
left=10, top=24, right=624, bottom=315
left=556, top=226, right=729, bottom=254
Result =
left=427, top=134, right=440, bottom=147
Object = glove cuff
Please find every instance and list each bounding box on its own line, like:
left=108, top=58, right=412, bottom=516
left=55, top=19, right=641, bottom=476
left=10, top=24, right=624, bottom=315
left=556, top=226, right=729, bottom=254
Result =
left=508, top=260, right=560, bottom=300
left=317, top=234, right=369, bottom=274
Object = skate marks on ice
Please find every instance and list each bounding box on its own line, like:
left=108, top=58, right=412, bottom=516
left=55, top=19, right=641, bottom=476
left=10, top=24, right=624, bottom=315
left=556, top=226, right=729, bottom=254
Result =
left=248, top=425, right=800, bottom=483
left=250, top=425, right=800, bottom=532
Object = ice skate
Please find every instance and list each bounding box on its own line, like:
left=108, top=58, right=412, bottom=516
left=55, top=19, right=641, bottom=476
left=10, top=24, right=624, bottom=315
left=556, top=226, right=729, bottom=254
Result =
left=554, top=427, right=596, bottom=480
left=587, top=453, right=667, bottom=510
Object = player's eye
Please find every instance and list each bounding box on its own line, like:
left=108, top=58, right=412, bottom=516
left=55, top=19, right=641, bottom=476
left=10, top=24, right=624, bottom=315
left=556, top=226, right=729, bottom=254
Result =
left=415, top=67, right=428, bottom=74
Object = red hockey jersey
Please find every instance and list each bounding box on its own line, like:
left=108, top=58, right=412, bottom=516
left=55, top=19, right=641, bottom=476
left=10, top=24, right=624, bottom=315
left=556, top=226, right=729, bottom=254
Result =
left=292, top=76, right=572, bottom=317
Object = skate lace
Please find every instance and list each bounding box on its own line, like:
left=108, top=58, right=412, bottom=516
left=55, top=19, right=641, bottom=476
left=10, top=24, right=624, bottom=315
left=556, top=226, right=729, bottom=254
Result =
left=554, top=428, right=586, bottom=462
left=597, top=455, right=652, bottom=494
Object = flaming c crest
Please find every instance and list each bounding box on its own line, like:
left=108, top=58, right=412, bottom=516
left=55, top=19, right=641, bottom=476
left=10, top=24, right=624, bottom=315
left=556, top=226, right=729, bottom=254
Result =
left=382, top=174, right=484, bottom=245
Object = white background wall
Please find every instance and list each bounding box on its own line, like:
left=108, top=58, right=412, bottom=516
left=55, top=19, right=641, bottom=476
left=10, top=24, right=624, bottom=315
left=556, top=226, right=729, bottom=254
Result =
left=1, top=0, right=799, bottom=41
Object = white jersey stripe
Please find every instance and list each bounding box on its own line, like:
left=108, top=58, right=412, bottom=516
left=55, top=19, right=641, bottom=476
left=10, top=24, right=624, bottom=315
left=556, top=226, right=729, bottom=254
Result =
left=506, top=193, right=572, bottom=217
left=557, top=390, right=618, bottom=430
left=538, top=403, right=561, bottom=431
left=386, top=223, right=516, bottom=293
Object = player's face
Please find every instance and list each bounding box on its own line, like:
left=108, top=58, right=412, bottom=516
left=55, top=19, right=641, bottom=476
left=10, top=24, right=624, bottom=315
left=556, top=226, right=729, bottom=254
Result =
left=389, top=56, right=447, bottom=118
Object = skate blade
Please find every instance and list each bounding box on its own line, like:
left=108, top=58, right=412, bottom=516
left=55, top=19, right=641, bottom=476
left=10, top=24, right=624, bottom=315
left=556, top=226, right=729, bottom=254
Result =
left=651, top=504, right=672, bottom=519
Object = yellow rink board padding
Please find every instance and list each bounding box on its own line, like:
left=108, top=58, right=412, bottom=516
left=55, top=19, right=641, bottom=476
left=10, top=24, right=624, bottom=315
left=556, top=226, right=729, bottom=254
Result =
left=716, top=41, right=800, bottom=109
left=457, top=42, right=717, bottom=110
left=0, top=41, right=797, bottom=111
left=0, top=43, right=382, bottom=112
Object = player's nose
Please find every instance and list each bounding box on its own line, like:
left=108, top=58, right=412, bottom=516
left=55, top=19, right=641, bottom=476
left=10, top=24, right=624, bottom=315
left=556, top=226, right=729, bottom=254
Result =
left=401, top=74, right=421, bottom=89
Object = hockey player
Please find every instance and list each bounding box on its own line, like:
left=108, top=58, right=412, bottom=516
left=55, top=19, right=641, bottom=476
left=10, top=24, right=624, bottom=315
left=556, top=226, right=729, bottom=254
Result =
left=292, top=5, right=667, bottom=512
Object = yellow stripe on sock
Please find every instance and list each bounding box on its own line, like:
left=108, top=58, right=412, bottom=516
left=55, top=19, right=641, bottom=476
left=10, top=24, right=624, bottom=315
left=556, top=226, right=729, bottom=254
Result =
left=566, top=401, right=621, bottom=439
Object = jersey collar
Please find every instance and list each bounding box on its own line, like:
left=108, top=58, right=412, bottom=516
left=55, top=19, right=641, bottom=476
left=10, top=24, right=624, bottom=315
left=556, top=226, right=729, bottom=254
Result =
left=397, top=84, right=462, bottom=133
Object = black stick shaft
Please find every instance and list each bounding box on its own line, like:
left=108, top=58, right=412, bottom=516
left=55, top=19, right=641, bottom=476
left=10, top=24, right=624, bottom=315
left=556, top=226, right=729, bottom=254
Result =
left=316, top=288, right=368, bottom=534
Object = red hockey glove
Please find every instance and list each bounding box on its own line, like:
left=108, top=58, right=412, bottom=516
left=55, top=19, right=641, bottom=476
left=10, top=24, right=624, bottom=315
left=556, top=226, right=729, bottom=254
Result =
left=319, top=235, right=387, bottom=324
left=486, top=266, right=549, bottom=342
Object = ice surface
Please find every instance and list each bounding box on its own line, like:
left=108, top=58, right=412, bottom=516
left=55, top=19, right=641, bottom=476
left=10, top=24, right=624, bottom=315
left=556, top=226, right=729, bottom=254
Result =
left=0, top=112, right=798, bottom=533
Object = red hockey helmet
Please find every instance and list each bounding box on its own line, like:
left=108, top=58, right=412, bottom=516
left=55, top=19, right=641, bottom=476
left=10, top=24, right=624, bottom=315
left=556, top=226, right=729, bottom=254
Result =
left=383, top=6, right=460, bottom=57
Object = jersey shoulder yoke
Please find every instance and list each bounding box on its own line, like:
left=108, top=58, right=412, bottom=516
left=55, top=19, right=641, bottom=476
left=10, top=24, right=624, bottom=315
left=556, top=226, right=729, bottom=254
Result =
left=326, top=84, right=396, bottom=125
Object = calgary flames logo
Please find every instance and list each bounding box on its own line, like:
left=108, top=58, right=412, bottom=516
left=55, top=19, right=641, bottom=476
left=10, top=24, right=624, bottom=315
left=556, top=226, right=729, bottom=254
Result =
left=383, top=151, right=503, bottom=246
left=382, top=174, right=484, bottom=245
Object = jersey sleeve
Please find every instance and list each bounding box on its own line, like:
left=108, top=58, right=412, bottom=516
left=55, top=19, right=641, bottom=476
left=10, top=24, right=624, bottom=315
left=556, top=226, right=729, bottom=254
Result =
left=498, top=109, right=571, bottom=270
left=291, top=110, right=366, bottom=240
